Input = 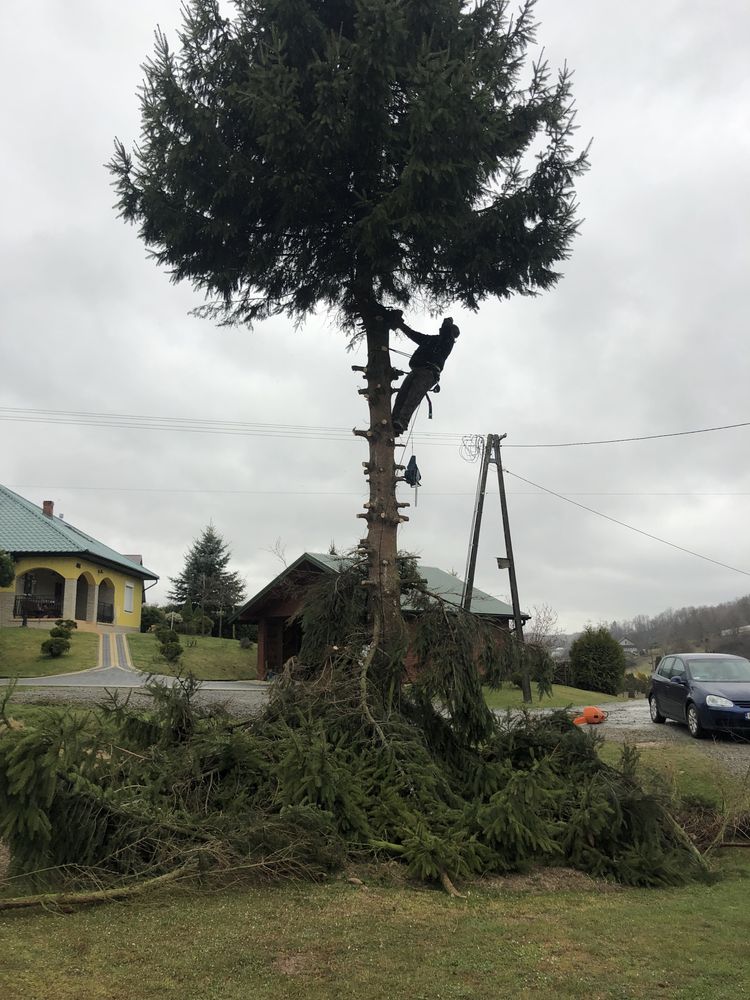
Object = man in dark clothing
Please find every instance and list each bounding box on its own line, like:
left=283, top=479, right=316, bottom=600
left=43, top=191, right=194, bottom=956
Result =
left=390, top=315, right=460, bottom=434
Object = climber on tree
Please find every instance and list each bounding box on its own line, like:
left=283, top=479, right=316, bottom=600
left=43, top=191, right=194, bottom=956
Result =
left=387, top=312, right=460, bottom=435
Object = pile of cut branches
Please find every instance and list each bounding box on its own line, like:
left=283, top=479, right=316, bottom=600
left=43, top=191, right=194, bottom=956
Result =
left=0, top=561, right=708, bottom=905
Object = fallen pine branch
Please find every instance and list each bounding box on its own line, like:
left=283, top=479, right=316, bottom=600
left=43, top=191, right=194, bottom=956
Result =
left=0, top=862, right=197, bottom=912
left=440, top=871, right=466, bottom=899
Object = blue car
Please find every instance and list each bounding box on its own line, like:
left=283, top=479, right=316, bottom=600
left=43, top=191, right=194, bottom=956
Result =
left=648, top=653, right=750, bottom=738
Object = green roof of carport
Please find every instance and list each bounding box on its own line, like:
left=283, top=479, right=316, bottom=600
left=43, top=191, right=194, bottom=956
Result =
left=0, top=484, right=158, bottom=581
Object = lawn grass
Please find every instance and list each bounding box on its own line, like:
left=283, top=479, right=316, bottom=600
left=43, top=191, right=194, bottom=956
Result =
left=598, top=740, right=750, bottom=810
left=0, top=627, right=99, bottom=677
left=483, top=682, right=623, bottom=711
left=126, top=633, right=257, bottom=680
left=2, top=852, right=750, bottom=1000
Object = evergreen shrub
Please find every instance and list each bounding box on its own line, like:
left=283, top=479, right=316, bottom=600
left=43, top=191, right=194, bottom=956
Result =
left=155, top=628, right=179, bottom=646
left=236, top=624, right=258, bottom=643
left=160, top=642, right=183, bottom=663
left=569, top=627, right=626, bottom=695
left=140, top=605, right=165, bottom=633
left=40, top=637, right=70, bottom=658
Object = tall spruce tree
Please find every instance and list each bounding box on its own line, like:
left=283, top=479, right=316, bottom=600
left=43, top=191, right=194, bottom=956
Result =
left=109, top=0, right=587, bottom=669
left=168, top=525, right=245, bottom=629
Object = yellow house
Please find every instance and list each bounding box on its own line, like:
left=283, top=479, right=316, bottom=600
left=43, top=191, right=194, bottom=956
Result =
left=0, top=485, right=158, bottom=633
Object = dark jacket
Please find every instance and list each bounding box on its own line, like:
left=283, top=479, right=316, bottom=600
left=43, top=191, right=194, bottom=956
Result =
left=404, top=330, right=457, bottom=372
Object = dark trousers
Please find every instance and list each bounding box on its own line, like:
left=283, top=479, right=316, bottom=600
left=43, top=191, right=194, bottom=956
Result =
left=392, top=366, right=438, bottom=432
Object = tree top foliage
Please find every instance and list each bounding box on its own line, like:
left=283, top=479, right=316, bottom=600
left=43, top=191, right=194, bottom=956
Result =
left=168, top=524, right=246, bottom=610
left=109, top=0, right=588, bottom=328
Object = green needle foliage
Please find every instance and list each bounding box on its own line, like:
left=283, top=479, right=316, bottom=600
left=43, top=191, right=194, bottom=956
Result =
left=0, top=565, right=708, bottom=895
left=0, top=676, right=705, bottom=892
left=109, top=0, right=588, bottom=327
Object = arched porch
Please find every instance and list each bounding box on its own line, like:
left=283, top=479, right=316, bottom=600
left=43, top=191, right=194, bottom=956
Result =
left=97, top=578, right=115, bottom=624
left=75, top=571, right=97, bottom=622
left=13, top=568, right=65, bottom=621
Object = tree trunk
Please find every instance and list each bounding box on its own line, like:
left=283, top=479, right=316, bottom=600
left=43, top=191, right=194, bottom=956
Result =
left=354, top=311, right=408, bottom=670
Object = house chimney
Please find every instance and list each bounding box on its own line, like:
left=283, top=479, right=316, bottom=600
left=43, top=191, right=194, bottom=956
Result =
left=42, top=500, right=54, bottom=517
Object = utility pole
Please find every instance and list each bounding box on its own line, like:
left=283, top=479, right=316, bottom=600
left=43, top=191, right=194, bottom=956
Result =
left=461, top=433, right=530, bottom=703
left=493, top=435, right=530, bottom=703
left=461, top=434, right=492, bottom=612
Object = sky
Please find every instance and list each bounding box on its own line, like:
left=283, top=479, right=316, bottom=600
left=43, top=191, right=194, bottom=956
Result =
left=1, top=1, right=749, bottom=634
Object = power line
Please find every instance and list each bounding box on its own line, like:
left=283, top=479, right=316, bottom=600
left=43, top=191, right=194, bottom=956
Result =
left=502, top=420, right=750, bottom=448
left=0, top=406, right=748, bottom=448
left=8, top=483, right=750, bottom=498
left=505, top=469, right=750, bottom=578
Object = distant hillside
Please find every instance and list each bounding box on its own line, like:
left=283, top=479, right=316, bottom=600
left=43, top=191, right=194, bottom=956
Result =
left=607, top=593, right=750, bottom=656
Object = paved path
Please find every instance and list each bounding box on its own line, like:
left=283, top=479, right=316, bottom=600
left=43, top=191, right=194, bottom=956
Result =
left=3, top=663, right=266, bottom=691
left=1, top=631, right=267, bottom=693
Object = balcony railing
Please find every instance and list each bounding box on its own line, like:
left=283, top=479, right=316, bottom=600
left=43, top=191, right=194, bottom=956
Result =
left=97, top=602, right=114, bottom=624
left=13, top=596, right=62, bottom=619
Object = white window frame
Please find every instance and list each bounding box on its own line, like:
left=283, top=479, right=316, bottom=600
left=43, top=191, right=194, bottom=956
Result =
left=124, top=582, right=135, bottom=614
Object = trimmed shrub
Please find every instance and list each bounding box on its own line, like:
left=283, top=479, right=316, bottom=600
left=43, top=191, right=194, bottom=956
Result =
left=155, top=628, right=180, bottom=645
left=569, top=627, right=626, bottom=695
left=161, top=642, right=183, bottom=663
left=55, top=619, right=77, bottom=631
left=41, top=637, right=71, bottom=658
left=49, top=626, right=72, bottom=640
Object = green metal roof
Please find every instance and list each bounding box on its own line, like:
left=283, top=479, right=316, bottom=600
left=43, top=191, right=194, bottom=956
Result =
left=235, top=551, right=524, bottom=620
left=307, top=553, right=523, bottom=618
left=0, top=485, right=158, bottom=580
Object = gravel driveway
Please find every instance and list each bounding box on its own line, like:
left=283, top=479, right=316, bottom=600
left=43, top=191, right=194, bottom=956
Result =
left=6, top=681, right=270, bottom=718
left=598, top=698, right=750, bottom=779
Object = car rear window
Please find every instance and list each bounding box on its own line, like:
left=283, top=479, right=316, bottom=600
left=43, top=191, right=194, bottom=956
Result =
left=688, top=658, right=750, bottom=682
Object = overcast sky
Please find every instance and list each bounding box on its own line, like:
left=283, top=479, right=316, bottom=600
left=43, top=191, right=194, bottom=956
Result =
left=2, top=1, right=749, bottom=633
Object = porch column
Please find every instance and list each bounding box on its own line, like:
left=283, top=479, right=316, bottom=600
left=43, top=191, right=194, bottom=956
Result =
left=62, top=579, right=77, bottom=621
left=0, top=592, right=13, bottom=628
left=86, top=582, right=98, bottom=622
left=256, top=620, right=267, bottom=681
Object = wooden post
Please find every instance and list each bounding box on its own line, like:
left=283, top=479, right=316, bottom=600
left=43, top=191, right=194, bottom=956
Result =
left=461, top=435, right=492, bottom=611
left=493, top=434, right=531, bottom=703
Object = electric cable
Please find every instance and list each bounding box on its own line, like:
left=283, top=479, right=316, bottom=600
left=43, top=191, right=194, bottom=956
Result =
left=505, top=469, right=750, bottom=577
left=7, top=484, right=750, bottom=498
left=502, top=420, right=750, bottom=448
left=1, top=406, right=748, bottom=449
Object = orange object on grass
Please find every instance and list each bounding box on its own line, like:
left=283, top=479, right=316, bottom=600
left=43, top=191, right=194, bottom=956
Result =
left=573, top=715, right=587, bottom=726
left=581, top=705, right=608, bottom=725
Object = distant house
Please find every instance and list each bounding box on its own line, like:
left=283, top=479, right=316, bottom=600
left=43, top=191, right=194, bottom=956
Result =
left=720, top=625, right=750, bottom=637
left=0, top=485, right=158, bottom=632
left=232, top=551, right=528, bottom=680
left=619, top=638, right=639, bottom=657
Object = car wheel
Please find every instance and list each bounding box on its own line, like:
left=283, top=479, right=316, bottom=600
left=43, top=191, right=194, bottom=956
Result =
left=649, top=695, right=666, bottom=724
left=686, top=703, right=704, bottom=739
